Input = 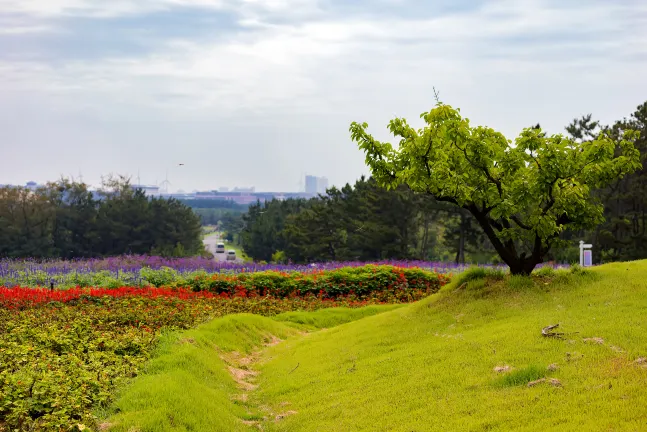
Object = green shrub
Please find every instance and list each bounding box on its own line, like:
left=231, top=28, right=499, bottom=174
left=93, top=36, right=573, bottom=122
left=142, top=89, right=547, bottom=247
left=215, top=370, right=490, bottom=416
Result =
left=139, top=266, right=179, bottom=287
left=184, top=265, right=448, bottom=301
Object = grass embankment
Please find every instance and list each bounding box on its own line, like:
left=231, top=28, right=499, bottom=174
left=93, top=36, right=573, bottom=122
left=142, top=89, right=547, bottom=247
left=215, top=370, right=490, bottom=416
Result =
left=101, top=306, right=401, bottom=431
left=105, top=262, right=647, bottom=431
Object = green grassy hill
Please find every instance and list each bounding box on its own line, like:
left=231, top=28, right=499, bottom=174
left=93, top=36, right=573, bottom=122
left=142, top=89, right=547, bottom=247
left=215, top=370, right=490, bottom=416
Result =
left=104, top=262, right=647, bottom=431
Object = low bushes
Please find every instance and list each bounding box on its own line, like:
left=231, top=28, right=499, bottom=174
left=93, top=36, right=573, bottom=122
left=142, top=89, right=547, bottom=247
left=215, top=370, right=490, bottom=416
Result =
left=183, top=265, right=448, bottom=301
left=0, top=290, right=398, bottom=432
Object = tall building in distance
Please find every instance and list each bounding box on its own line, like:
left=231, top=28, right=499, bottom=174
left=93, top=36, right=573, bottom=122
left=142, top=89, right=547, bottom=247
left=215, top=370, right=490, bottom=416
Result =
left=305, top=175, right=317, bottom=194
left=317, top=176, right=329, bottom=194
left=305, top=175, right=329, bottom=195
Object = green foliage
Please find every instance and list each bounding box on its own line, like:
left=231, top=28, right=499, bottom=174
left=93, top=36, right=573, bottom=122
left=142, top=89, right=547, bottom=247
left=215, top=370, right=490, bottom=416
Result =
left=271, top=250, right=287, bottom=264
left=184, top=265, right=449, bottom=302
left=452, top=266, right=505, bottom=287
left=496, top=365, right=547, bottom=387
left=0, top=177, right=203, bottom=259
left=241, top=176, right=473, bottom=264
left=350, top=102, right=641, bottom=274
left=241, top=199, right=309, bottom=262
left=533, top=266, right=556, bottom=277
left=566, top=102, right=647, bottom=263
left=0, top=289, right=410, bottom=431
left=139, top=266, right=179, bottom=288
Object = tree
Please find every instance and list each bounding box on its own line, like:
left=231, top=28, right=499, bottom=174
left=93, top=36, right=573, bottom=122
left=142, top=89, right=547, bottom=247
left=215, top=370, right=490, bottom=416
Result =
left=350, top=102, right=641, bottom=275
left=564, top=102, right=647, bottom=263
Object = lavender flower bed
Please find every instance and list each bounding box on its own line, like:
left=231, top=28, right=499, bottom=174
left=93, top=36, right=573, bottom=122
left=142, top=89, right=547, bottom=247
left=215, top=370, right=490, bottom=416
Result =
left=2, top=255, right=491, bottom=274
left=0, top=255, right=568, bottom=288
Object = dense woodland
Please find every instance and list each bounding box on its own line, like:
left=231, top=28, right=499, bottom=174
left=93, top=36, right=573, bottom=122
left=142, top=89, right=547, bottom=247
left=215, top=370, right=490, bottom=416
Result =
left=227, top=101, right=647, bottom=265
left=179, top=199, right=248, bottom=226
left=0, top=177, right=204, bottom=258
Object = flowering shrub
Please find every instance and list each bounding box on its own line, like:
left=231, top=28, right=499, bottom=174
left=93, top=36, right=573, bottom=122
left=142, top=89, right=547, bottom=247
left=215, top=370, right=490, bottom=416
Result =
left=184, top=265, right=448, bottom=300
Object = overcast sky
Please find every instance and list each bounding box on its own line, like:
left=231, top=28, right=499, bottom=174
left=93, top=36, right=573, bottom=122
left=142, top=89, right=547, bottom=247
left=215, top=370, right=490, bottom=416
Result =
left=1, top=0, right=646, bottom=192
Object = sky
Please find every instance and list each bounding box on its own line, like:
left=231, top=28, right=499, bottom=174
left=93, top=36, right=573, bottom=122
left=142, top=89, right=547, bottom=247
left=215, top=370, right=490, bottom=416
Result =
left=1, top=0, right=646, bottom=192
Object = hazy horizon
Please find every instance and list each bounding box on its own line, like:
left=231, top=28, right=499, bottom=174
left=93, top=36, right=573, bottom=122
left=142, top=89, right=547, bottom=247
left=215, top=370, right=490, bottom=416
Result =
left=1, top=0, right=646, bottom=192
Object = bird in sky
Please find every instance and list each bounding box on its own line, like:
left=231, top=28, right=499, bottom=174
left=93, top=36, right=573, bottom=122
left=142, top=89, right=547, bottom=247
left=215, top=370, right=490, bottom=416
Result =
left=178, top=163, right=185, bottom=166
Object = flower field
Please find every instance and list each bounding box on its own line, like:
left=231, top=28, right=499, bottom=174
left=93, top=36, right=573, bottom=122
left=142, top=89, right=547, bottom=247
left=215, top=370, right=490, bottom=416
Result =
left=0, top=255, right=487, bottom=289
left=0, top=262, right=448, bottom=431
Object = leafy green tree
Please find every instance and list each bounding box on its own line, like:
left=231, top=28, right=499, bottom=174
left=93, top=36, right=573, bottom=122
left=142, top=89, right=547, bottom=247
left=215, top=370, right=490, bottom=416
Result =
left=350, top=102, right=641, bottom=274
left=221, top=212, right=245, bottom=245
left=241, top=199, right=308, bottom=262
left=0, top=175, right=204, bottom=259
left=45, top=179, right=99, bottom=258
left=566, top=102, right=647, bottom=262
left=283, top=196, right=347, bottom=262
left=0, top=186, right=54, bottom=258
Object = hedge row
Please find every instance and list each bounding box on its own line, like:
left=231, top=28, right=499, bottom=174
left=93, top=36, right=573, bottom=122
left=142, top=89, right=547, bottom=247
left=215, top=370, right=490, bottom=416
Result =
left=179, top=265, right=449, bottom=300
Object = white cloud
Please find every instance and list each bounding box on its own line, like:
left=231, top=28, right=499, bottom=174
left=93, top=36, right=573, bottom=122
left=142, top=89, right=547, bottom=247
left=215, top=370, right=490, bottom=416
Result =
left=0, top=0, right=316, bottom=18
left=0, top=0, right=646, bottom=190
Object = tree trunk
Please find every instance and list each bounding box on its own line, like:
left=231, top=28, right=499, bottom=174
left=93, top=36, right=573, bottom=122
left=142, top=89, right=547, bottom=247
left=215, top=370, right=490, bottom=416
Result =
left=469, top=206, right=543, bottom=276
left=507, top=256, right=541, bottom=276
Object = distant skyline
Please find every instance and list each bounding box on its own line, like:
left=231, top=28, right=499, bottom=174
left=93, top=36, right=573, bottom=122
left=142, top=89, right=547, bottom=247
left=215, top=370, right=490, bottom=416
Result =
left=1, top=0, right=646, bottom=192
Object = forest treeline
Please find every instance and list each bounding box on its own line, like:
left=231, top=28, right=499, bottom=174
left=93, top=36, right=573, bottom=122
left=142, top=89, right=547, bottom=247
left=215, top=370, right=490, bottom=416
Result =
left=0, top=177, right=203, bottom=259
left=224, top=101, right=647, bottom=264
left=179, top=199, right=249, bottom=226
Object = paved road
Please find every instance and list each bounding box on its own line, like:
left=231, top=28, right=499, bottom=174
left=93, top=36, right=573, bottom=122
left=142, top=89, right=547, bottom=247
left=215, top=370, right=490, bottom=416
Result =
left=203, top=232, right=242, bottom=263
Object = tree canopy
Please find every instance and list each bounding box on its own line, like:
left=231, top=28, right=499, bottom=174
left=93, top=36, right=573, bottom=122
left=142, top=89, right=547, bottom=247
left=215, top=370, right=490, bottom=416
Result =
left=350, top=102, right=641, bottom=274
left=0, top=177, right=204, bottom=259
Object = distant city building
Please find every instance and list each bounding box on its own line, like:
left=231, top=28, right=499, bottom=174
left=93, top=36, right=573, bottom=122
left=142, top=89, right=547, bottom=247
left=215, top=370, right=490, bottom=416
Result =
left=317, top=177, right=329, bottom=194
left=233, top=186, right=255, bottom=193
left=305, top=175, right=328, bottom=195
left=1, top=181, right=44, bottom=190
left=131, top=184, right=161, bottom=197
left=305, top=175, right=318, bottom=194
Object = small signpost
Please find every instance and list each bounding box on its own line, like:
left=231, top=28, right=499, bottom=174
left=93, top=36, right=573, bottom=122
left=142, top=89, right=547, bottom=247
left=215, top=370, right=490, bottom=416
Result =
left=579, top=241, right=593, bottom=267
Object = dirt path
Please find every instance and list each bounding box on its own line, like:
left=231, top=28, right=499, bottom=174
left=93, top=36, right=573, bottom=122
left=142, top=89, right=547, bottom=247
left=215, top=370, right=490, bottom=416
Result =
left=219, top=335, right=298, bottom=429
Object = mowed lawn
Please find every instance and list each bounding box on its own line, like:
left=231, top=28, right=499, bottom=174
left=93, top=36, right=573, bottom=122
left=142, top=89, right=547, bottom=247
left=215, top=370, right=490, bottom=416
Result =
left=104, top=261, right=647, bottom=431
left=254, top=262, right=647, bottom=431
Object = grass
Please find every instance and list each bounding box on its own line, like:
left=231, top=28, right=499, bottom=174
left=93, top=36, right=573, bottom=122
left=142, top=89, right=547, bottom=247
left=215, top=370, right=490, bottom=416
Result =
left=271, top=305, right=404, bottom=331
left=496, top=364, right=548, bottom=387
left=101, top=306, right=400, bottom=431
left=103, top=261, right=647, bottom=431
left=101, top=314, right=299, bottom=432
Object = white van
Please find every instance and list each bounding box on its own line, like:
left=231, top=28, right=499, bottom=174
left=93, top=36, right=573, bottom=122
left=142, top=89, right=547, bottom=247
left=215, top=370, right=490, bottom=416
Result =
left=226, top=250, right=236, bottom=261
left=215, top=243, right=225, bottom=254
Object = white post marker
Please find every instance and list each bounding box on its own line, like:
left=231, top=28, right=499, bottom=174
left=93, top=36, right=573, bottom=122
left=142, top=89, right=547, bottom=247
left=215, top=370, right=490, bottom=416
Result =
left=579, top=240, right=593, bottom=267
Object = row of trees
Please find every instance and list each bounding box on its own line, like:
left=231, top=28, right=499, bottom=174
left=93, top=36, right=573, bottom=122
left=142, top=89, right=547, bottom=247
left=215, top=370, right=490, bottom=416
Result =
left=226, top=176, right=495, bottom=264
left=566, top=103, right=647, bottom=262
left=231, top=100, right=646, bottom=272
left=0, top=178, right=204, bottom=259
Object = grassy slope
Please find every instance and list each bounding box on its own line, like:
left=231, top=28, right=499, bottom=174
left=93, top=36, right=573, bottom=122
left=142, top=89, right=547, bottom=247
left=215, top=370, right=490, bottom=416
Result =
left=104, top=262, right=647, bottom=431
left=255, top=262, right=647, bottom=431
left=103, top=314, right=297, bottom=432
left=102, top=306, right=399, bottom=431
